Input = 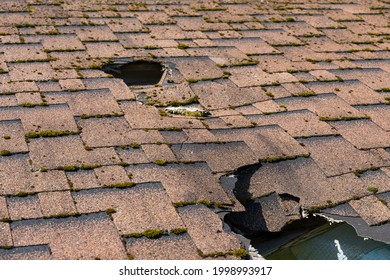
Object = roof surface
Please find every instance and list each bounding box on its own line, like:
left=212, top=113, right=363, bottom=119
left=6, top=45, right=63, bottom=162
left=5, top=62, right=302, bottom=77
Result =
left=0, top=0, right=390, bottom=259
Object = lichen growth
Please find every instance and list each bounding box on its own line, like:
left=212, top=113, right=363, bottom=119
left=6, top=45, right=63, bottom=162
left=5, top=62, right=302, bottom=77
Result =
left=128, top=229, right=165, bottom=239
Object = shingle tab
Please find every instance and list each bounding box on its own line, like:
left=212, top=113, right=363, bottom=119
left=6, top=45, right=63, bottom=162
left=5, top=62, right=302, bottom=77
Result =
left=1, top=0, right=389, bottom=259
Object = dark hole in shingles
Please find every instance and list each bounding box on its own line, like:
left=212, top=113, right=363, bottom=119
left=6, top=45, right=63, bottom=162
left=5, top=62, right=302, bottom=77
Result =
left=101, top=61, right=164, bottom=86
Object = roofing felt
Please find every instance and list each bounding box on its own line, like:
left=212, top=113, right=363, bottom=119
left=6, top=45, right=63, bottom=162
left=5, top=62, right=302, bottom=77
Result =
left=0, top=0, right=390, bottom=259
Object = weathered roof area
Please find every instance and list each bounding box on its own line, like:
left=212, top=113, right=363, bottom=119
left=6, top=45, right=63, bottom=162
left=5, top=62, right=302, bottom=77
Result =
left=1, top=0, right=390, bottom=259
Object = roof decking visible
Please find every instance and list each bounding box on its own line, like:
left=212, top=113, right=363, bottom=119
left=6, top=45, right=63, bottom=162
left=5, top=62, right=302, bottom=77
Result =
left=0, top=0, right=390, bottom=259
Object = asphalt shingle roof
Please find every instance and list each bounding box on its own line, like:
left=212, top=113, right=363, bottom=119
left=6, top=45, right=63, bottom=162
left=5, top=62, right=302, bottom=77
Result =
left=0, top=0, right=390, bottom=259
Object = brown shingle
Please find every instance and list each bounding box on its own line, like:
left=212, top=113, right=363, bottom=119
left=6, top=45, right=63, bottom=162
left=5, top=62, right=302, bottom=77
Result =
left=12, top=213, right=127, bottom=259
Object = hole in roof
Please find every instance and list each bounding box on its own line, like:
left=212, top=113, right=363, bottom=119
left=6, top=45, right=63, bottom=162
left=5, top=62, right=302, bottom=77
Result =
left=101, top=60, right=165, bottom=86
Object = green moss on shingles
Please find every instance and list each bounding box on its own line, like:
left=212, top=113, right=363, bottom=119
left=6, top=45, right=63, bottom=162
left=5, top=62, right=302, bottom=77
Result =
left=158, top=109, right=168, bottom=116
left=197, top=247, right=247, bottom=259
left=103, top=182, right=136, bottom=189
left=319, top=116, right=370, bottom=121
left=0, top=150, right=12, bottom=156
left=367, top=185, right=378, bottom=193
left=158, top=127, right=182, bottom=131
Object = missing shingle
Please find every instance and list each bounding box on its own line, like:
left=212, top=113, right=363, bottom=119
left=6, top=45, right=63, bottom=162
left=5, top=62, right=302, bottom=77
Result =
left=101, top=60, right=165, bottom=86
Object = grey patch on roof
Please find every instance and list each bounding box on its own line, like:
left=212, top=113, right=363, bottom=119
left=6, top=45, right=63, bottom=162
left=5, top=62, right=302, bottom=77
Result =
left=321, top=213, right=390, bottom=244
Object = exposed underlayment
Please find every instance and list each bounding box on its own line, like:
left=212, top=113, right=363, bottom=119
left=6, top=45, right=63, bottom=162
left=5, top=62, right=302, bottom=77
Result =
left=0, top=0, right=390, bottom=260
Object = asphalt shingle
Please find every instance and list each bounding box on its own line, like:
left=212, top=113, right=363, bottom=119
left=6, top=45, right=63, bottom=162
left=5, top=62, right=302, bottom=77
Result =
left=1, top=0, right=389, bottom=260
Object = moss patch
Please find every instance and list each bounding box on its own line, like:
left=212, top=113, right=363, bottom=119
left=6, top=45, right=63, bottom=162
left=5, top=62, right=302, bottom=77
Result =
left=25, top=130, right=80, bottom=138
left=178, top=43, right=189, bottom=49
left=154, top=160, right=167, bottom=166
left=354, top=166, right=379, bottom=177
left=128, top=229, right=165, bottom=239
left=297, top=91, right=316, bottom=97
left=60, top=166, right=79, bottom=172
left=166, top=96, right=199, bottom=107
left=367, top=185, right=378, bottom=193
left=197, top=247, right=247, bottom=259
left=43, top=212, right=81, bottom=219
left=169, top=228, right=187, bottom=235
left=126, top=227, right=188, bottom=239
left=265, top=154, right=310, bottom=163
left=105, top=208, right=117, bottom=215
left=80, top=164, right=101, bottom=170
left=0, top=150, right=12, bottom=156
left=319, top=116, right=370, bottom=121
